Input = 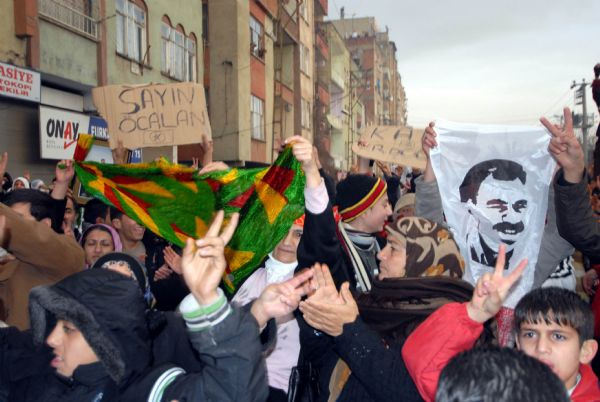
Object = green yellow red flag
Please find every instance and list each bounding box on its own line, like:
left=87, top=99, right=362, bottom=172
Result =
left=73, top=134, right=305, bottom=292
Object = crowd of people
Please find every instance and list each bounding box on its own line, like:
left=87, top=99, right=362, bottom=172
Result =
left=0, top=90, right=599, bottom=400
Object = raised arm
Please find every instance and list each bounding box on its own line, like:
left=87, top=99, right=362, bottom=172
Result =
left=0, top=203, right=83, bottom=279
left=532, top=187, right=575, bottom=287
left=415, top=123, right=445, bottom=223
left=402, top=246, right=527, bottom=402
left=541, top=107, right=600, bottom=255
left=154, top=211, right=268, bottom=402
left=286, top=136, right=349, bottom=285
left=49, top=159, right=73, bottom=233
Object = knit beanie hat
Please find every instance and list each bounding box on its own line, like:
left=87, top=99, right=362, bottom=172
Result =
left=335, top=174, right=387, bottom=222
left=386, top=217, right=465, bottom=278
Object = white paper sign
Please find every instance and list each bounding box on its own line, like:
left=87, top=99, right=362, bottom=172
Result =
left=430, top=120, right=555, bottom=308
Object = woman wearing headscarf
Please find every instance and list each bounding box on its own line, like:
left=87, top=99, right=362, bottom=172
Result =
left=80, top=224, right=123, bottom=267
left=297, top=217, right=471, bottom=402
left=11, top=177, right=29, bottom=190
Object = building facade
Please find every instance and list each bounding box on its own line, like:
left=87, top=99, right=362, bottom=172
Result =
left=330, top=16, right=406, bottom=127
left=0, top=0, right=406, bottom=178
left=0, top=0, right=204, bottom=180
left=204, top=0, right=316, bottom=166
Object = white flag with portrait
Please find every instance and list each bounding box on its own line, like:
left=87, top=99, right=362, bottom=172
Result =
left=430, top=120, right=555, bottom=308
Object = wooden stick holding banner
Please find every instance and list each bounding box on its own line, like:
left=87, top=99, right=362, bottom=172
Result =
left=92, top=82, right=211, bottom=150
left=352, top=125, right=427, bottom=170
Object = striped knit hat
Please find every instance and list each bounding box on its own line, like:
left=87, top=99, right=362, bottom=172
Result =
left=336, top=174, right=388, bottom=223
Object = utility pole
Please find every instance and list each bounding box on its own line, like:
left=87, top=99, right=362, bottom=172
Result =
left=571, top=79, right=588, bottom=163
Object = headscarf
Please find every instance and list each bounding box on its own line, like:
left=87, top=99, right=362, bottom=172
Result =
left=80, top=224, right=123, bottom=257
left=12, top=177, right=30, bottom=190
left=385, top=217, right=465, bottom=278
left=30, top=179, right=46, bottom=191
left=92, top=252, right=154, bottom=308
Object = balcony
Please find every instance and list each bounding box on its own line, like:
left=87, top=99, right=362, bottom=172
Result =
left=256, top=0, right=278, bottom=18
left=315, top=0, right=328, bottom=17
left=317, top=83, right=330, bottom=105
left=277, top=4, right=298, bottom=44
left=327, top=114, right=343, bottom=130
left=39, top=0, right=98, bottom=40
left=315, top=31, right=329, bottom=60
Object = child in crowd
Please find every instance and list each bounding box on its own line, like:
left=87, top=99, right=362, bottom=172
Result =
left=402, top=245, right=600, bottom=402
left=436, top=346, right=569, bottom=402
left=0, top=211, right=314, bottom=401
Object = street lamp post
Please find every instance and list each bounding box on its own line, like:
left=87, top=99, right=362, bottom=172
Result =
left=571, top=79, right=589, bottom=164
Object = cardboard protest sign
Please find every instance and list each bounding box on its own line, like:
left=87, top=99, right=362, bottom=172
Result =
left=352, top=126, right=427, bottom=170
left=92, top=82, right=211, bottom=149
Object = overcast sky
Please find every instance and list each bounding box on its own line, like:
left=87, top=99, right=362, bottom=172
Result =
left=330, top=0, right=599, bottom=127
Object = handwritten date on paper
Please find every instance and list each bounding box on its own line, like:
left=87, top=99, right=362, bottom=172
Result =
left=352, top=126, right=427, bottom=170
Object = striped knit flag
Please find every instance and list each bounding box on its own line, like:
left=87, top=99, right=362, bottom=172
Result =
left=73, top=134, right=305, bottom=292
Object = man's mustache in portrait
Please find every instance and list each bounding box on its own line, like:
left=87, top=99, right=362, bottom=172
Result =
left=492, top=221, right=525, bottom=244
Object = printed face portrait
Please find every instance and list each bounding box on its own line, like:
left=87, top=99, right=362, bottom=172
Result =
left=475, top=175, right=527, bottom=245
left=460, top=159, right=528, bottom=247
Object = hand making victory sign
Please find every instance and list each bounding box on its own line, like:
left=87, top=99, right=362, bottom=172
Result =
left=541, top=107, right=585, bottom=184
left=181, top=210, right=239, bottom=305
left=466, top=244, right=528, bottom=324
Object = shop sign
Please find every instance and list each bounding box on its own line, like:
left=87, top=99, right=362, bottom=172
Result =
left=0, top=61, right=41, bottom=102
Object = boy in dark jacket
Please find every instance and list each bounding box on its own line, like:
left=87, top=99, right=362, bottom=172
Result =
left=1, top=211, right=314, bottom=401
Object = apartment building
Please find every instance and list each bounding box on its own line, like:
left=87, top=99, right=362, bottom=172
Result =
left=204, top=0, right=315, bottom=165
left=330, top=16, right=406, bottom=127
left=314, top=21, right=363, bottom=172
left=0, top=0, right=203, bottom=178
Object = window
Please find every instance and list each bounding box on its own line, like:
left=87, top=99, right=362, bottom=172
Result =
left=251, top=95, right=265, bottom=141
left=161, top=19, right=197, bottom=81
left=299, top=44, right=310, bottom=75
left=250, top=16, right=264, bottom=59
left=116, top=0, right=147, bottom=63
left=186, top=35, right=197, bottom=82
left=301, top=99, right=311, bottom=129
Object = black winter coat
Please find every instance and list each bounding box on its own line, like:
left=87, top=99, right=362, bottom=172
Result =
left=1, top=269, right=267, bottom=402
left=554, top=169, right=600, bottom=256
left=296, top=203, right=408, bottom=402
